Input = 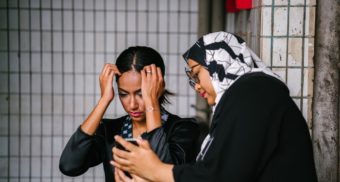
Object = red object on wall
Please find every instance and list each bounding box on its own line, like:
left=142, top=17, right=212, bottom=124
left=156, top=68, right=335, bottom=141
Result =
left=226, top=0, right=252, bottom=13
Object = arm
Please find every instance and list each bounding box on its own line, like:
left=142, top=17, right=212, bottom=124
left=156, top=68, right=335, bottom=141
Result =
left=59, top=64, right=121, bottom=176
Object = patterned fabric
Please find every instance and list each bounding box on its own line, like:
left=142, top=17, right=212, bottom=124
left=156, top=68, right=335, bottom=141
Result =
left=183, top=31, right=281, bottom=113
left=121, top=108, right=169, bottom=138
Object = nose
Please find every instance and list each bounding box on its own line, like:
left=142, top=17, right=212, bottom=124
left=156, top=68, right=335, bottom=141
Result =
left=194, top=83, right=201, bottom=91
left=129, top=96, right=138, bottom=110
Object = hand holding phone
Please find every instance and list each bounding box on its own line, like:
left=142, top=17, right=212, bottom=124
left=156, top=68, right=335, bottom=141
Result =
left=115, top=138, right=138, bottom=151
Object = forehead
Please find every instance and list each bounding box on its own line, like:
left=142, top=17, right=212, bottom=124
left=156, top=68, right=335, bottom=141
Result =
left=118, top=70, right=141, bottom=91
left=187, top=59, right=201, bottom=68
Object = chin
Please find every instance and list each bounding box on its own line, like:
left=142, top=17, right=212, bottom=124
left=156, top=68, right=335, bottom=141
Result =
left=207, top=98, right=216, bottom=106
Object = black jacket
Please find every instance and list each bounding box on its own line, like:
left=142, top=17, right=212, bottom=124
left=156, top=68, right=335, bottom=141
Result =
left=173, top=72, right=318, bottom=182
left=59, top=112, right=200, bottom=181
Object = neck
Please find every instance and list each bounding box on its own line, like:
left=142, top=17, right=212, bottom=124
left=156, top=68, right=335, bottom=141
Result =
left=132, top=119, right=147, bottom=137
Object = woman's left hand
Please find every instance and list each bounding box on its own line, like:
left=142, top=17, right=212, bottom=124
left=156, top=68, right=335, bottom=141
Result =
left=141, top=64, right=164, bottom=105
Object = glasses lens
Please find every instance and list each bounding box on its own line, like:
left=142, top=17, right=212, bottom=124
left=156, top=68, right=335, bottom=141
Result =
left=185, top=67, right=196, bottom=89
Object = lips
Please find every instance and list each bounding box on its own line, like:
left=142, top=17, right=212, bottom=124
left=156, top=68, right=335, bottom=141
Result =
left=130, top=112, right=143, bottom=117
left=200, top=92, right=206, bottom=98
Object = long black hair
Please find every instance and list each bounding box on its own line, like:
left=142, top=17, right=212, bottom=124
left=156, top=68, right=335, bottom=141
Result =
left=115, top=46, right=173, bottom=105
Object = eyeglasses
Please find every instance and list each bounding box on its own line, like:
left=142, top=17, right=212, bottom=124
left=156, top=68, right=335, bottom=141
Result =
left=185, top=64, right=201, bottom=89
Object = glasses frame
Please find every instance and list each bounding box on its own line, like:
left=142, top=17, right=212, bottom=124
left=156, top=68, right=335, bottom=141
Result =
left=185, top=64, right=202, bottom=89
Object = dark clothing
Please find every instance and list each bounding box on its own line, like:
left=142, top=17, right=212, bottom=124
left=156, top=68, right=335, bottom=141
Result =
left=59, top=113, right=200, bottom=182
left=173, top=72, right=318, bottom=182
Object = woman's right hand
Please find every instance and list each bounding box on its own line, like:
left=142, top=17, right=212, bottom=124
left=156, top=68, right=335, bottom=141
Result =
left=99, top=64, right=121, bottom=102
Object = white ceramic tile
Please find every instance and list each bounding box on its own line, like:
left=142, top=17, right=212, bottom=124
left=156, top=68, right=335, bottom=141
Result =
left=127, top=33, right=137, bottom=47
left=137, top=0, right=147, bottom=11
left=159, top=0, right=167, bottom=11
left=148, top=0, right=157, bottom=10
left=31, top=73, right=41, bottom=94
left=63, top=54, right=73, bottom=73
left=10, top=73, right=19, bottom=93
left=41, top=157, right=52, bottom=177
left=170, top=0, right=179, bottom=11
left=127, top=0, right=137, bottom=10
left=74, top=95, right=84, bottom=115
left=287, top=68, right=302, bottom=97
left=74, top=32, right=84, bottom=52
left=148, top=12, right=157, bottom=32
left=19, top=53, right=29, bottom=72
left=63, top=0, right=72, bottom=9
left=95, top=11, right=104, bottom=31
left=105, top=0, right=114, bottom=10
left=19, top=158, right=30, bottom=177
left=9, top=157, right=19, bottom=176
left=74, top=11, right=83, bottom=31
left=289, top=7, right=303, bottom=36
left=304, top=37, right=314, bottom=67
left=20, top=10, right=29, bottom=29
left=63, top=115, right=74, bottom=135
left=53, top=95, right=62, bottom=114
left=306, top=0, right=316, bottom=6
left=31, top=10, right=40, bottom=30
left=169, top=12, right=178, bottom=32
left=74, top=74, right=84, bottom=94
left=157, top=12, right=167, bottom=32
left=0, top=10, right=7, bottom=30
left=52, top=32, right=62, bottom=52
left=0, top=0, right=7, bottom=7
left=9, top=115, right=19, bottom=135
left=95, top=0, right=105, bottom=9
left=42, top=10, right=51, bottom=30
left=158, top=33, right=167, bottom=53
left=106, top=12, right=115, bottom=31
left=0, top=73, right=8, bottom=94
left=0, top=137, right=8, bottom=156
left=273, top=7, right=288, bottom=35
left=9, top=31, right=19, bottom=51
left=260, top=37, right=272, bottom=66
left=64, top=74, right=73, bottom=94
left=127, top=12, right=137, bottom=32
left=169, top=34, right=178, bottom=54
left=31, top=32, right=41, bottom=51
left=9, top=53, right=19, bottom=71
left=272, top=38, right=287, bottom=66
left=84, top=0, right=94, bottom=10
left=179, top=76, right=189, bottom=95
left=31, top=157, right=41, bottom=177
left=291, top=0, right=305, bottom=5
left=20, top=73, right=31, bottom=94
left=20, top=95, right=30, bottom=115
left=262, top=0, right=272, bottom=5
left=42, top=53, right=52, bottom=72
left=85, top=33, right=94, bottom=52
left=116, top=32, right=126, bottom=52
left=52, top=0, right=61, bottom=9
left=85, top=11, right=94, bottom=31
left=0, top=53, right=8, bottom=72
left=306, top=7, right=315, bottom=36
left=261, top=7, right=272, bottom=36
left=42, top=94, right=52, bottom=114
left=274, top=0, right=288, bottom=5
left=190, top=13, right=198, bottom=32
left=0, top=115, right=9, bottom=135
left=42, top=32, right=52, bottom=51
left=95, top=33, right=104, bottom=52
left=180, top=0, right=190, bottom=11
left=0, top=158, right=8, bottom=177
left=105, top=33, right=115, bottom=52
left=303, top=68, right=314, bottom=97
left=9, top=10, right=18, bottom=29
left=19, top=137, right=30, bottom=157
left=64, top=10, right=73, bottom=31
left=52, top=136, right=62, bottom=156
left=52, top=73, right=62, bottom=94
left=31, top=116, right=41, bottom=135
left=0, top=31, right=7, bottom=51
left=288, top=38, right=302, bottom=66
left=179, top=12, right=189, bottom=33
left=30, top=0, right=40, bottom=8
left=20, top=31, right=30, bottom=51
left=31, top=95, right=41, bottom=115
left=74, top=54, right=84, bottom=73
left=116, top=0, right=126, bottom=10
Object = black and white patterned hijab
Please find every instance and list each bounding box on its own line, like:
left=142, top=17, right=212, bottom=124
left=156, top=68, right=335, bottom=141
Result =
left=183, top=31, right=281, bottom=112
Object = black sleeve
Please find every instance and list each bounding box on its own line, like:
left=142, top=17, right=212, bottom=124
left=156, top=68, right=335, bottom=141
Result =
left=59, top=125, right=105, bottom=176
left=173, top=75, right=292, bottom=181
left=142, top=118, right=200, bottom=164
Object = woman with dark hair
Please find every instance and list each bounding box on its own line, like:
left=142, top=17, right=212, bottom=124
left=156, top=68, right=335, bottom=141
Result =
left=59, top=46, right=200, bottom=181
left=112, top=32, right=318, bottom=182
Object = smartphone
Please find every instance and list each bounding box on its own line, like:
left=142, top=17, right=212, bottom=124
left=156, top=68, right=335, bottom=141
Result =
left=115, top=138, right=138, bottom=151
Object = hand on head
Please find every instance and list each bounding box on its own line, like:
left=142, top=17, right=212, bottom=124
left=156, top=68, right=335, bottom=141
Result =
left=141, top=64, right=165, bottom=105
left=99, top=64, right=121, bottom=102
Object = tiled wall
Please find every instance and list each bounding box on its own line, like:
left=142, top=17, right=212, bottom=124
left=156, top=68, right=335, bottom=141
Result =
left=0, top=0, right=198, bottom=181
left=259, top=0, right=316, bottom=128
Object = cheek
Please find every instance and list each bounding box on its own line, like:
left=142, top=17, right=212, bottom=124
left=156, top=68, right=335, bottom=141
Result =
left=119, top=96, right=129, bottom=109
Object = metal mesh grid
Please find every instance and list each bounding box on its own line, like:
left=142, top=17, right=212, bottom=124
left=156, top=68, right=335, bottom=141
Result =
left=0, top=0, right=198, bottom=181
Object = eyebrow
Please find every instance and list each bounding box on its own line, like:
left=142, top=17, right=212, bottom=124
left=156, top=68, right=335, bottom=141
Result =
left=118, top=88, right=142, bottom=93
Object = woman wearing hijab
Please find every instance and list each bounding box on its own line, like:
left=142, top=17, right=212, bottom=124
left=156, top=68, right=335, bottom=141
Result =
left=112, top=32, right=318, bottom=182
left=59, top=46, right=200, bottom=182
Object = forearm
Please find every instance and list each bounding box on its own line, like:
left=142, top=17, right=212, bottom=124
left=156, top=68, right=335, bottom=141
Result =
left=152, top=163, right=174, bottom=182
left=144, top=100, right=162, bottom=132
left=81, top=97, right=111, bottom=135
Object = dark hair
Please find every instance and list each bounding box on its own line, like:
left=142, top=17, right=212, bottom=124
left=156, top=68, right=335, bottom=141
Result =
left=115, top=46, right=173, bottom=105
